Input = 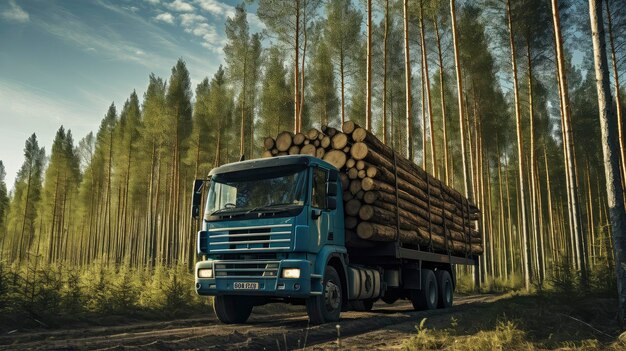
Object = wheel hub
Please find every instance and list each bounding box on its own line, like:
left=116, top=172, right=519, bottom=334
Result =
left=324, top=280, right=341, bottom=310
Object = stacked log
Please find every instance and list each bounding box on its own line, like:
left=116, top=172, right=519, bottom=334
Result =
left=261, top=121, right=483, bottom=256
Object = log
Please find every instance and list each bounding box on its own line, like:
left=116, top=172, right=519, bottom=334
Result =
left=345, top=199, right=361, bottom=216
left=315, top=147, right=326, bottom=158
left=322, top=150, right=347, bottom=169
left=331, top=133, right=349, bottom=150
left=306, top=128, right=319, bottom=140
left=322, top=125, right=339, bottom=137
left=261, top=150, right=272, bottom=158
left=321, top=136, right=331, bottom=148
left=345, top=216, right=358, bottom=229
left=340, top=173, right=349, bottom=190
left=271, top=148, right=279, bottom=155
left=293, top=133, right=306, bottom=145
left=349, top=179, right=362, bottom=195
left=300, top=144, right=316, bottom=156
left=288, top=145, right=300, bottom=155
left=313, top=140, right=320, bottom=147
left=342, top=121, right=357, bottom=134
left=276, top=131, right=293, bottom=152
left=357, top=170, right=366, bottom=179
left=356, top=160, right=365, bottom=170
left=346, top=158, right=356, bottom=169
left=348, top=168, right=359, bottom=180
left=263, top=137, right=275, bottom=150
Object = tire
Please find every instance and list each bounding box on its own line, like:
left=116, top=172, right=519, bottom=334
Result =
left=410, top=269, right=438, bottom=311
left=307, top=266, right=342, bottom=324
left=435, top=270, right=454, bottom=309
left=214, top=295, right=253, bottom=324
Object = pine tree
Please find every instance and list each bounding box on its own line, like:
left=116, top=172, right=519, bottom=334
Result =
left=258, top=48, right=293, bottom=138
left=309, top=38, right=339, bottom=128
left=6, top=134, right=45, bottom=262
left=324, top=0, right=362, bottom=125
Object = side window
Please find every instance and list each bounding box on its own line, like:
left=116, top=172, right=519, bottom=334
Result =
left=312, top=168, right=328, bottom=209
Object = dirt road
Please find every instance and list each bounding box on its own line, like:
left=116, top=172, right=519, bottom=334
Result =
left=0, top=294, right=499, bottom=350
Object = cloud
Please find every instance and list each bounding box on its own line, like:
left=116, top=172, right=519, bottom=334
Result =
left=1, top=0, right=30, bottom=23
left=155, top=12, right=174, bottom=24
left=166, top=0, right=194, bottom=12
left=179, top=13, right=205, bottom=27
left=144, top=0, right=160, bottom=4
left=195, top=0, right=233, bottom=17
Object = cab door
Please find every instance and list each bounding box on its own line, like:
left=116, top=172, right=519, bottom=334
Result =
left=309, top=167, right=334, bottom=249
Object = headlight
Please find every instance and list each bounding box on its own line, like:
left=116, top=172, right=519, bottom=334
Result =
left=197, top=268, right=213, bottom=278
left=282, top=268, right=301, bottom=279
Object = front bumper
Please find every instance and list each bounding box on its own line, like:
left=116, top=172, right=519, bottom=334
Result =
left=195, top=259, right=318, bottom=298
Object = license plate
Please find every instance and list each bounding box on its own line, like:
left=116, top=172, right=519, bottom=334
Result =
left=233, top=282, right=259, bottom=290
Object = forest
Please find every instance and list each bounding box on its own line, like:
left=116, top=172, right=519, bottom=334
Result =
left=0, top=0, right=625, bottom=332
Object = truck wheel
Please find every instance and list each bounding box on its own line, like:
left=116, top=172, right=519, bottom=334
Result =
left=435, top=270, right=453, bottom=308
left=307, top=266, right=342, bottom=324
left=410, top=269, right=438, bottom=311
left=214, top=295, right=253, bottom=324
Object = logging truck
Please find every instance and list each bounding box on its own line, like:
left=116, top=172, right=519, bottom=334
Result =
left=193, top=123, right=481, bottom=324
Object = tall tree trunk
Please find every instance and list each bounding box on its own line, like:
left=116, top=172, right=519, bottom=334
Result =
left=240, top=49, right=248, bottom=158
left=551, top=0, right=587, bottom=286
left=450, top=0, right=468, bottom=197
left=527, top=39, right=544, bottom=286
left=383, top=0, right=389, bottom=143
left=294, top=0, right=301, bottom=133
left=341, top=53, right=346, bottom=125
left=366, top=0, right=372, bottom=131
left=588, top=0, right=626, bottom=323
left=434, top=19, right=449, bottom=186
left=403, top=0, right=413, bottom=160
left=506, top=0, right=531, bottom=291
left=419, top=0, right=437, bottom=177
left=604, top=0, right=626, bottom=202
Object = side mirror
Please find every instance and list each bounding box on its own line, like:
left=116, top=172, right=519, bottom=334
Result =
left=191, top=179, right=205, bottom=219
left=327, top=196, right=337, bottom=210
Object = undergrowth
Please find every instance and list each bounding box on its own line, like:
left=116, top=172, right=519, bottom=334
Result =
left=0, top=259, right=211, bottom=330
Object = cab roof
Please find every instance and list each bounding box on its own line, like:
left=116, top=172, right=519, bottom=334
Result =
left=208, top=155, right=336, bottom=177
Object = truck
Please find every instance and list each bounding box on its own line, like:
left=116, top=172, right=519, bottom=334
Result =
left=192, top=154, right=479, bottom=324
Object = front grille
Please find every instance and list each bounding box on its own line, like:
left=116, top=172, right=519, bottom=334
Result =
left=207, top=223, right=292, bottom=253
left=214, top=260, right=280, bottom=278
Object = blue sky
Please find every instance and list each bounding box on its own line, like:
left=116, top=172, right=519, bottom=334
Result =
left=0, top=0, right=263, bottom=189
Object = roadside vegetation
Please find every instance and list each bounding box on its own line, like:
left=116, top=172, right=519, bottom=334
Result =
left=403, top=266, right=622, bottom=350
left=0, top=260, right=211, bottom=331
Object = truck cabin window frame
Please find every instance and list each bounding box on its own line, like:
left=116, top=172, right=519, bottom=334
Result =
left=204, top=165, right=307, bottom=221
left=312, top=167, right=329, bottom=209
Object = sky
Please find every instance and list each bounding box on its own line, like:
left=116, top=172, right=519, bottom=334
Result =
left=0, top=0, right=263, bottom=190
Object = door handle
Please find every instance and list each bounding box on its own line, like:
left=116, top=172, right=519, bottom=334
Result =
left=312, top=208, right=322, bottom=220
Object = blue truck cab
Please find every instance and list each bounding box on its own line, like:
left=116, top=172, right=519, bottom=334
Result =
left=192, top=155, right=478, bottom=324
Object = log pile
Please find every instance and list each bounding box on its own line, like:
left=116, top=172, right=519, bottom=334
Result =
left=261, top=121, right=483, bottom=256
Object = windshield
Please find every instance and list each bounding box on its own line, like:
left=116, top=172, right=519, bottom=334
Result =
left=204, top=167, right=307, bottom=218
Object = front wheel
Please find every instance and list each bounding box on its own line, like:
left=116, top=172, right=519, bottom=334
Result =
left=214, top=295, right=253, bottom=324
left=307, top=266, right=342, bottom=324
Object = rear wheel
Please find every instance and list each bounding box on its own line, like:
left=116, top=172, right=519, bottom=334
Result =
left=410, top=269, right=438, bottom=311
left=214, top=295, right=253, bottom=324
left=307, top=266, right=342, bottom=324
left=435, top=270, right=453, bottom=308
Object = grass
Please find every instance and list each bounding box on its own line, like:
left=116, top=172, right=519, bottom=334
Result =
left=402, top=291, right=624, bottom=350
left=0, top=260, right=212, bottom=331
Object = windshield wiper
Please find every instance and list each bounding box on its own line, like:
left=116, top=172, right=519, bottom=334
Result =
left=245, top=202, right=300, bottom=214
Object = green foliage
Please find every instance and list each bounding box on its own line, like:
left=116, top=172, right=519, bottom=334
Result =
left=309, top=38, right=339, bottom=127
left=0, top=262, right=210, bottom=329
left=257, top=47, right=293, bottom=139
